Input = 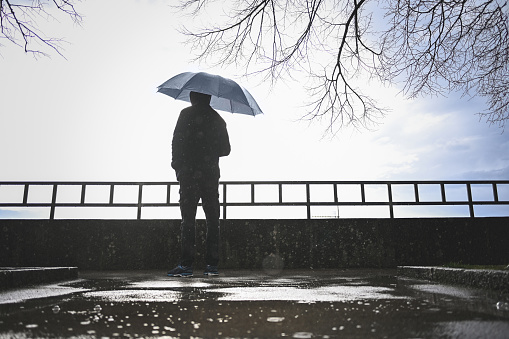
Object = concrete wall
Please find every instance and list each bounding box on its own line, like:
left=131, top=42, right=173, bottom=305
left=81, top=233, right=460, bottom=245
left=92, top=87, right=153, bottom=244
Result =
left=1, top=218, right=508, bottom=270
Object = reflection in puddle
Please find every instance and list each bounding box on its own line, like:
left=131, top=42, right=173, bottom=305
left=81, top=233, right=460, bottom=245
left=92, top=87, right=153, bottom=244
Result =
left=129, top=280, right=211, bottom=289
left=410, top=284, right=475, bottom=299
left=267, top=316, right=285, bottom=323
left=83, top=289, right=181, bottom=302
left=214, top=285, right=408, bottom=302
left=0, top=283, right=89, bottom=304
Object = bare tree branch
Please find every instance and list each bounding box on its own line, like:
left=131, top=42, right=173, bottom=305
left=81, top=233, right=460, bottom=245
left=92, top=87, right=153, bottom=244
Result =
left=178, top=0, right=509, bottom=131
left=0, top=0, right=82, bottom=57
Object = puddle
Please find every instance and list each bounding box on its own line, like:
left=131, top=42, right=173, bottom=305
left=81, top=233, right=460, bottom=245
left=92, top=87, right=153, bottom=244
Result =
left=129, top=280, right=211, bottom=289
left=0, top=282, right=89, bottom=305
left=214, top=285, right=408, bottom=302
left=82, top=289, right=181, bottom=302
left=0, top=270, right=507, bottom=338
left=410, top=284, right=476, bottom=299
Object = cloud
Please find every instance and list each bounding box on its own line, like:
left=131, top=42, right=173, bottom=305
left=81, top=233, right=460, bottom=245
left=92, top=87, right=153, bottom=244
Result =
left=356, top=91, right=509, bottom=180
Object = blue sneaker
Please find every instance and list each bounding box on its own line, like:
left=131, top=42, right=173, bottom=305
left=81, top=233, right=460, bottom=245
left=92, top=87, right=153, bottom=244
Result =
left=204, top=265, right=219, bottom=276
left=167, top=265, right=193, bottom=277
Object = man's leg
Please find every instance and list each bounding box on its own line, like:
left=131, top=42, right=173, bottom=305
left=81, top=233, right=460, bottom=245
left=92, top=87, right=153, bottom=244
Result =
left=200, top=176, right=221, bottom=267
left=179, top=176, right=200, bottom=267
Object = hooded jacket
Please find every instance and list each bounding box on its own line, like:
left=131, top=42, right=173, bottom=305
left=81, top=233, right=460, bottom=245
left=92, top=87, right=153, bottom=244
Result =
left=171, top=92, right=231, bottom=178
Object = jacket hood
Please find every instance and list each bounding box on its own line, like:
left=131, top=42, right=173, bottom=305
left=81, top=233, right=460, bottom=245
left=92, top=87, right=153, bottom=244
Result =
left=190, top=91, right=212, bottom=106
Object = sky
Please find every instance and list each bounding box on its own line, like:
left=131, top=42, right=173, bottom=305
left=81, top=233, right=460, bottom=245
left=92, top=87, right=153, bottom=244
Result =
left=0, top=0, right=508, bottom=218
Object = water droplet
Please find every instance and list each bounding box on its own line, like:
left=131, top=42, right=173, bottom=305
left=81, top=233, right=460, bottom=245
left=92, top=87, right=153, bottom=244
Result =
left=52, top=306, right=60, bottom=314
left=267, top=317, right=285, bottom=323
left=25, top=324, right=38, bottom=329
left=93, top=305, right=102, bottom=312
left=293, top=332, right=313, bottom=338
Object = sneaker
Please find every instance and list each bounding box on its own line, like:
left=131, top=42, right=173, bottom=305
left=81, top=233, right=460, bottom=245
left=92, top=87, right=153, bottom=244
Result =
left=203, top=265, right=219, bottom=276
left=167, top=265, right=193, bottom=277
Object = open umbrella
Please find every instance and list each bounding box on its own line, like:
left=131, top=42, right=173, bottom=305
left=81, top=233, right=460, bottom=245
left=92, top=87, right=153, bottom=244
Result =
left=157, top=72, right=264, bottom=116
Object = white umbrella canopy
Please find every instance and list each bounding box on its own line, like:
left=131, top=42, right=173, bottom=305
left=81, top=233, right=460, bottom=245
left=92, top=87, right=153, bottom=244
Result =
left=157, top=72, right=264, bottom=116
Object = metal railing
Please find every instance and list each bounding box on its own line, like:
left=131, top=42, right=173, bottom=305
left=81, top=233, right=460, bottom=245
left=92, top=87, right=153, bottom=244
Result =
left=0, top=180, right=508, bottom=219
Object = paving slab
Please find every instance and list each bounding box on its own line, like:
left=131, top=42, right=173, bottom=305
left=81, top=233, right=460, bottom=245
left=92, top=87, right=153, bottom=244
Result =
left=0, top=269, right=508, bottom=338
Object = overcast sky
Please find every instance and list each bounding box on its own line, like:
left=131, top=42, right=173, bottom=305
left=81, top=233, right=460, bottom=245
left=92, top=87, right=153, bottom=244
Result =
left=1, top=0, right=508, bottom=186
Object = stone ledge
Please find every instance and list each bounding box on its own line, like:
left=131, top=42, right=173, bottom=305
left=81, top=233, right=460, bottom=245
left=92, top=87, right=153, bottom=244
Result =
left=0, top=267, right=78, bottom=290
left=398, top=266, right=509, bottom=292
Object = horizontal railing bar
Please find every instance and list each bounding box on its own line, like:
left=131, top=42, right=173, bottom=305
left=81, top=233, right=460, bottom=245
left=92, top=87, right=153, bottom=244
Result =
left=1, top=180, right=509, bottom=185
left=2, top=201, right=508, bottom=208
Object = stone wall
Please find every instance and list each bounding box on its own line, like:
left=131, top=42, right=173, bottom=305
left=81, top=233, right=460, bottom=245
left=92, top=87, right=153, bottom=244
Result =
left=1, top=218, right=507, bottom=270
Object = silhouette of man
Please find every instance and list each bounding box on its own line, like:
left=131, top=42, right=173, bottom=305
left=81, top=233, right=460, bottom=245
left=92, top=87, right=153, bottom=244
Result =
left=168, top=91, right=231, bottom=277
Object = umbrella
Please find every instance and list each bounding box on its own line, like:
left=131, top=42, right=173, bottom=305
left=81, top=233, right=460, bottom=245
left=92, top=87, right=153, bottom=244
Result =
left=157, top=72, right=263, bottom=116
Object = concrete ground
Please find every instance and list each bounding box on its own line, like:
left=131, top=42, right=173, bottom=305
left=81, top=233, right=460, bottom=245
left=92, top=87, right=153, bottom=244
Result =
left=0, top=269, right=508, bottom=338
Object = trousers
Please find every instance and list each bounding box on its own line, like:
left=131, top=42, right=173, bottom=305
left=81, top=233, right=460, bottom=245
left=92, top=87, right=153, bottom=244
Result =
left=178, top=170, right=220, bottom=267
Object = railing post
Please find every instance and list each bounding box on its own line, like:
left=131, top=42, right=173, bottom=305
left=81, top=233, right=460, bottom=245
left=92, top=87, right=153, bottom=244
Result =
left=137, top=184, right=143, bottom=220
left=222, top=183, right=227, bottom=220
left=23, top=184, right=29, bottom=204
left=109, top=184, right=115, bottom=205
left=413, top=183, right=419, bottom=203
left=50, top=184, right=57, bottom=220
left=493, top=183, right=499, bottom=202
left=306, top=183, right=311, bottom=220
left=80, top=184, right=86, bottom=204
left=387, top=183, right=394, bottom=218
left=466, top=183, right=475, bottom=217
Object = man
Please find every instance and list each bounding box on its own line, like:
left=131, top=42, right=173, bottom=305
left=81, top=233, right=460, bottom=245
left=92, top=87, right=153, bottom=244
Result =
left=168, top=91, right=231, bottom=277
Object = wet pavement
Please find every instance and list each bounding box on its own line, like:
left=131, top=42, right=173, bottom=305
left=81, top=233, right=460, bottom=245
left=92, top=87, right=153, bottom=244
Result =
left=0, top=269, right=508, bottom=338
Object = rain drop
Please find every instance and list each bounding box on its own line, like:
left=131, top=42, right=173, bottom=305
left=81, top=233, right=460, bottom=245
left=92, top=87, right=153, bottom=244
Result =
left=52, top=306, right=60, bottom=314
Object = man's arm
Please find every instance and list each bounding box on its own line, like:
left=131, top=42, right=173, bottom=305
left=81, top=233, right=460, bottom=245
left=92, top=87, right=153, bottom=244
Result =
left=171, top=111, right=188, bottom=170
left=218, top=120, right=231, bottom=157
